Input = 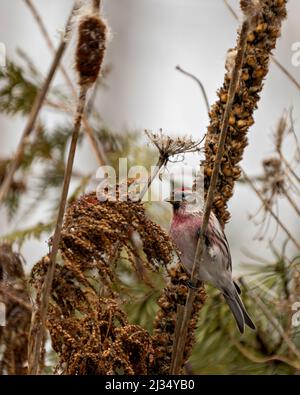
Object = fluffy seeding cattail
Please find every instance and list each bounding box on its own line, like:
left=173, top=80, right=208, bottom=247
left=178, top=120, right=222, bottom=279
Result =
left=75, top=8, right=107, bottom=87
left=203, top=0, right=287, bottom=226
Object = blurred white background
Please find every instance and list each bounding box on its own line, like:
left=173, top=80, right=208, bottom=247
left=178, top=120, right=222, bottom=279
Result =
left=0, top=0, right=299, bottom=273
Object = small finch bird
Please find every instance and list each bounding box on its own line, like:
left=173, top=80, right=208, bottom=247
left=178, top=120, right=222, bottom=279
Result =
left=167, top=188, right=255, bottom=333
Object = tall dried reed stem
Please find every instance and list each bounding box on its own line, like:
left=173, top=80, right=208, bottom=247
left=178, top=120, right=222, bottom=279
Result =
left=0, top=4, right=76, bottom=206
left=28, top=5, right=108, bottom=374
left=170, top=16, right=250, bottom=375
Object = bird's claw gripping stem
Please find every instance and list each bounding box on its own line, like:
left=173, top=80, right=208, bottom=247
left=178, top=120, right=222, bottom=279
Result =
left=187, top=280, right=199, bottom=290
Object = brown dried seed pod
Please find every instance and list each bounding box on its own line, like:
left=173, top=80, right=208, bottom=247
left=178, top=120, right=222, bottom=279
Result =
left=76, top=14, right=107, bottom=86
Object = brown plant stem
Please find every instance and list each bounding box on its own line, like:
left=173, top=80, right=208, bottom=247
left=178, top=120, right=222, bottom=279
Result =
left=23, top=0, right=108, bottom=166
left=170, top=18, right=250, bottom=375
left=28, top=85, right=88, bottom=375
left=285, top=190, right=300, bottom=217
left=224, top=0, right=300, bottom=92
left=281, top=154, right=300, bottom=184
left=0, top=4, right=76, bottom=206
left=139, top=156, right=167, bottom=202
left=243, top=171, right=300, bottom=250
left=175, top=65, right=210, bottom=113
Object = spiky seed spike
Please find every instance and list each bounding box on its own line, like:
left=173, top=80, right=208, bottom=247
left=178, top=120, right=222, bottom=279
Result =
left=76, top=14, right=107, bottom=87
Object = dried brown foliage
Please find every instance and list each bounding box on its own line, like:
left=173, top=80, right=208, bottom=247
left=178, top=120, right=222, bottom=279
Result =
left=0, top=244, right=31, bottom=375
left=203, top=0, right=287, bottom=226
left=31, top=192, right=174, bottom=374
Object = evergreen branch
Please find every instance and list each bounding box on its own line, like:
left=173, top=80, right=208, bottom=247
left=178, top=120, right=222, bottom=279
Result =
left=0, top=4, right=76, bottom=206
left=1, top=222, right=54, bottom=247
left=240, top=278, right=300, bottom=361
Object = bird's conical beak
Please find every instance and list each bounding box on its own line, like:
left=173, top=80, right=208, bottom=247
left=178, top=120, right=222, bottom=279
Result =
left=164, top=196, right=174, bottom=204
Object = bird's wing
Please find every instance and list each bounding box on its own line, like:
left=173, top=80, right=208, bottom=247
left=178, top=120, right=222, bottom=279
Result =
left=207, top=212, right=233, bottom=272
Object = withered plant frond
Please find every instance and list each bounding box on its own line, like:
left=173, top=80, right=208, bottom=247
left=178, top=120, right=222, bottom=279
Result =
left=0, top=244, right=32, bottom=375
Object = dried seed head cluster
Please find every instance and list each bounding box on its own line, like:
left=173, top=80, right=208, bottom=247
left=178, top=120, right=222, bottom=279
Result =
left=76, top=8, right=107, bottom=86
left=31, top=191, right=174, bottom=374
left=0, top=244, right=31, bottom=375
left=145, top=129, right=201, bottom=163
left=262, top=156, right=285, bottom=196
left=203, top=0, right=287, bottom=225
left=151, top=264, right=206, bottom=374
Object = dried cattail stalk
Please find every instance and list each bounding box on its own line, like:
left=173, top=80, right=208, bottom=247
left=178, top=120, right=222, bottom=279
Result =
left=203, top=0, right=287, bottom=226
left=0, top=244, right=32, bottom=375
left=28, top=4, right=108, bottom=375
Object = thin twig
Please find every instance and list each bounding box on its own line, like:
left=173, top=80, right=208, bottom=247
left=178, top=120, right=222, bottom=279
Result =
left=0, top=283, right=32, bottom=311
left=223, top=0, right=300, bottom=92
left=243, top=171, right=300, bottom=250
left=272, top=57, right=300, bottom=92
left=28, top=85, right=88, bottom=375
left=138, top=157, right=166, bottom=201
left=175, top=65, right=210, bottom=113
left=23, top=0, right=108, bottom=166
left=0, top=4, right=76, bottom=206
left=281, top=154, right=300, bottom=184
left=170, top=18, right=250, bottom=375
left=240, top=278, right=300, bottom=361
left=284, top=190, right=300, bottom=217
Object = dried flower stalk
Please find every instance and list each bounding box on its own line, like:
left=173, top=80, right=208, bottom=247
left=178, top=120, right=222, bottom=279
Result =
left=204, top=0, right=287, bottom=225
left=170, top=6, right=251, bottom=375
left=152, top=0, right=288, bottom=375
left=28, top=6, right=108, bottom=375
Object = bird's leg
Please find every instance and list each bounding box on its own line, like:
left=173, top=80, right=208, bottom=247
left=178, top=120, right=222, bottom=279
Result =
left=187, top=280, right=200, bottom=290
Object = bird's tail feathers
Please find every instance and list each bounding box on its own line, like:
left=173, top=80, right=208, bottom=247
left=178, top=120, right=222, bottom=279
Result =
left=235, top=291, right=256, bottom=330
left=223, top=289, right=256, bottom=333
left=223, top=294, right=245, bottom=334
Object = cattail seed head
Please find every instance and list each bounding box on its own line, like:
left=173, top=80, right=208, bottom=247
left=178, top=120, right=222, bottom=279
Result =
left=76, top=11, right=107, bottom=87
